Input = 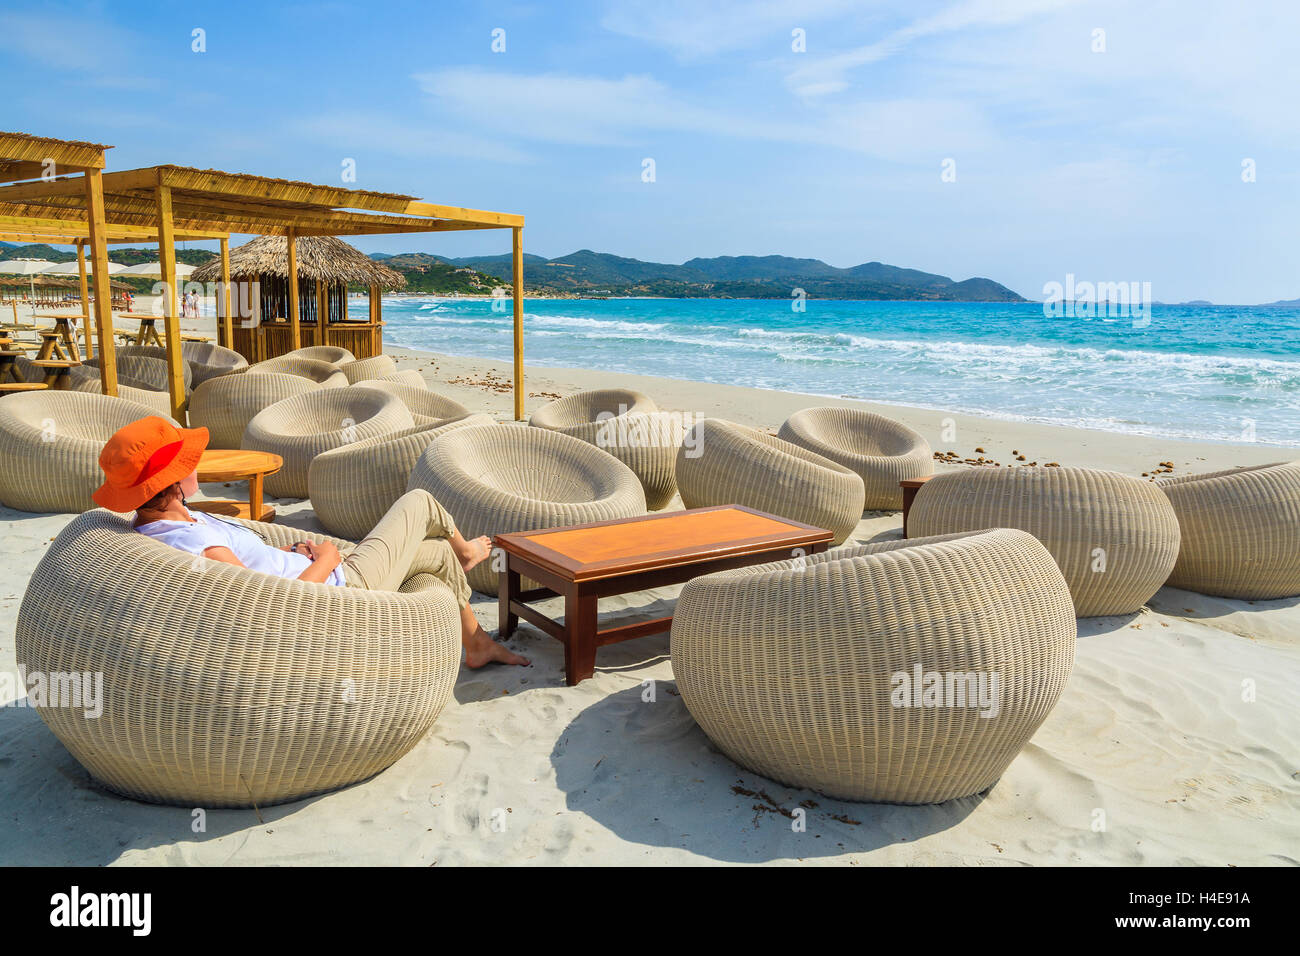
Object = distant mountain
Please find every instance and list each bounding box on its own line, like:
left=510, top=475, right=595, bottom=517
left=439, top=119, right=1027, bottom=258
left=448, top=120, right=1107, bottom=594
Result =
left=0, top=244, right=216, bottom=267
left=1265, top=297, right=1300, bottom=307
left=434, top=250, right=1025, bottom=300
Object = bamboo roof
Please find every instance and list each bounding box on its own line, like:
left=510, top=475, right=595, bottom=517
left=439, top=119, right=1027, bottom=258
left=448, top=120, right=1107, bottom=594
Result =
left=192, top=235, right=405, bottom=288
left=0, top=162, right=523, bottom=238
left=0, top=131, right=110, bottom=177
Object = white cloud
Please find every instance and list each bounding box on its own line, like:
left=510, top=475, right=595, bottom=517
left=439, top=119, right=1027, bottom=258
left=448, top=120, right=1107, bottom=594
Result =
left=292, top=110, right=533, bottom=165
left=600, top=0, right=864, bottom=58
left=0, top=9, right=154, bottom=90
left=414, top=69, right=800, bottom=147
left=785, top=0, right=1078, bottom=96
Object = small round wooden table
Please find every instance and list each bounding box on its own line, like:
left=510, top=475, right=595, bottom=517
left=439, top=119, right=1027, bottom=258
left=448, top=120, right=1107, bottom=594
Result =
left=191, top=449, right=283, bottom=522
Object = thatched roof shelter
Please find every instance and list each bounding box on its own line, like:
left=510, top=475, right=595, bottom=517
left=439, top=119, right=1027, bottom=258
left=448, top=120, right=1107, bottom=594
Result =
left=192, top=235, right=405, bottom=289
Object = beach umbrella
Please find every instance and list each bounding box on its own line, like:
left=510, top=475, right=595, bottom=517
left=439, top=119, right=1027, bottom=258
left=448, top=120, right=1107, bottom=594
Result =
left=116, top=261, right=197, bottom=279
left=0, top=258, right=59, bottom=300
left=38, top=260, right=128, bottom=275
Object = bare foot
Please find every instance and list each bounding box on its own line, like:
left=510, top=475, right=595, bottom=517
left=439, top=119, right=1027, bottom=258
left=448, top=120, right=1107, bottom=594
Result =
left=455, top=534, right=493, bottom=573
left=464, top=627, right=530, bottom=669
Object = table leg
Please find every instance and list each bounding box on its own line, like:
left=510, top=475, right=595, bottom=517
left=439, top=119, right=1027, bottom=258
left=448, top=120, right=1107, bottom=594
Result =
left=901, top=485, right=919, bottom=538
left=248, top=472, right=265, bottom=522
left=499, top=565, right=520, bottom=638
left=563, top=587, right=598, bottom=686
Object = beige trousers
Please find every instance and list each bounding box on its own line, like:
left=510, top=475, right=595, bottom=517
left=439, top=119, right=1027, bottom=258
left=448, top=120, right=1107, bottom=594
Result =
left=341, top=489, right=472, bottom=604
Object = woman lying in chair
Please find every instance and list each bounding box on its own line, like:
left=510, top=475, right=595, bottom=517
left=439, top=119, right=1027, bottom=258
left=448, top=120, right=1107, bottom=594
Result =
left=92, top=416, right=529, bottom=670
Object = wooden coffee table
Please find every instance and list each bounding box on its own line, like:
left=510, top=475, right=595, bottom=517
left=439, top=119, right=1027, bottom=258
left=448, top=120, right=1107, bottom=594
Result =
left=190, top=449, right=283, bottom=522
left=496, top=505, right=833, bottom=685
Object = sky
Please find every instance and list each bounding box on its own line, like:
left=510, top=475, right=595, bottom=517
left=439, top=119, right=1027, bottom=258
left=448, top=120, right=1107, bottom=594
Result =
left=2, top=0, right=1298, bottom=303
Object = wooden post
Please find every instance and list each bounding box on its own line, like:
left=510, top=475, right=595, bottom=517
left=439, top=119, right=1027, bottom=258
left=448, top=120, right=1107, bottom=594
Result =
left=315, top=279, right=327, bottom=346
left=219, top=236, right=232, bottom=349
left=512, top=226, right=524, bottom=420
left=75, top=239, right=93, bottom=358
left=368, top=284, right=381, bottom=358
left=286, top=229, right=301, bottom=351
left=83, top=169, right=117, bottom=396
left=155, top=182, right=186, bottom=421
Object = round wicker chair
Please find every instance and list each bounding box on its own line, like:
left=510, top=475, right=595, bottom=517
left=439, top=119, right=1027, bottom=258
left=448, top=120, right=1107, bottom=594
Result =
left=675, top=419, right=865, bottom=544
left=376, top=370, right=428, bottom=389
left=671, top=528, right=1077, bottom=804
left=284, top=345, right=355, bottom=367
left=530, top=389, right=682, bottom=510
left=0, top=391, right=170, bottom=513
left=310, top=414, right=495, bottom=540
left=243, top=386, right=415, bottom=498
left=339, top=354, right=398, bottom=383
left=1156, top=462, right=1300, bottom=599
left=247, top=355, right=348, bottom=388
left=110, top=343, right=247, bottom=389
left=188, top=370, right=318, bottom=449
left=908, top=467, right=1181, bottom=617
left=408, top=424, right=646, bottom=594
left=530, top=388, right=658, bottom=428
left=354, top=380, right=467, bottom=424
left=778, top=407, right=934, bottom=509
left=181, top=341, right=248, bottom=387
left=15, top=509, right=461, bottom=808
left=68, top=367, right=173, bottom=417
left=84, top=351, right=193, bottom=394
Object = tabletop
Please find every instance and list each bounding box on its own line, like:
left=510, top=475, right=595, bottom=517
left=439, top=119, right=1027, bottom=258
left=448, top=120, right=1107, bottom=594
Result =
left=196, top=448, right=283, bottom=482
left=496, top=505, right=833, bottom=581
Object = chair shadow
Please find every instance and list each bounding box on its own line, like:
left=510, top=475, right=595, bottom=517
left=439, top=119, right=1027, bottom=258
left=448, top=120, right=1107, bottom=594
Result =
left=0, top=703, right=340, bottom=866
left=549, top=684, right=984, bottom=863
left=1148, top=585, right=1300, bottom=621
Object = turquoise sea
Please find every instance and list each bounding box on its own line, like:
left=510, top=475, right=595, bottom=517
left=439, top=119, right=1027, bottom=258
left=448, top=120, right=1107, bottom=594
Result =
left=373, top=297, right=1300, bottom=447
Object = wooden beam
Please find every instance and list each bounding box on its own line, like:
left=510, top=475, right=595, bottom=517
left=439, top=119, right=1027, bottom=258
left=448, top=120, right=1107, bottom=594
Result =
left=286, top=228, right=301, bottom=350
left=155, top=182, right=186, bottom=421
left=512, top=226, right=524, bottom=421
left=404, top=201, right=524, bottom=228
left=0, top=212, right=227, bottom=241
left=83, top=170, right=116, bottom=396
left=76, top=240, right=93, bottom=358
left=219, top=236, right=232, bottom=350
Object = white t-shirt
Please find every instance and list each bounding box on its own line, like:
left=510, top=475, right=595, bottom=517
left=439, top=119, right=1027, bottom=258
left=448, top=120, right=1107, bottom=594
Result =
left=136, top=508, right=345, bottom=586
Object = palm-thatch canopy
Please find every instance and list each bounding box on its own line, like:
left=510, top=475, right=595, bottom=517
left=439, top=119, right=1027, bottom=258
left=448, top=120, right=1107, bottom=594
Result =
left=192, top=235, right=405, bottom=289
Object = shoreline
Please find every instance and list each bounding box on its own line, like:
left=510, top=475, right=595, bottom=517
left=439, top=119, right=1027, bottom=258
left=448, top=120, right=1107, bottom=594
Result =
left=384, top=344, right=1294, bottom=477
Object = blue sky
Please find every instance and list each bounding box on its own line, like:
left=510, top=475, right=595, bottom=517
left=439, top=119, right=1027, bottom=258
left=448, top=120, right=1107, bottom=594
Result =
left=3, top=0, right=1297, bottom=303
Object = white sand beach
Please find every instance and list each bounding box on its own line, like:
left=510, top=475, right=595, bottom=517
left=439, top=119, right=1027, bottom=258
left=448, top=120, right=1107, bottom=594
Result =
left=1, top=331, right=1297, bottom=866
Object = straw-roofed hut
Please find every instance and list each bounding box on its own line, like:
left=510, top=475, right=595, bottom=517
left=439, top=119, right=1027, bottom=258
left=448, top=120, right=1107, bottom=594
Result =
left=193, top=235, right=405, bottom=363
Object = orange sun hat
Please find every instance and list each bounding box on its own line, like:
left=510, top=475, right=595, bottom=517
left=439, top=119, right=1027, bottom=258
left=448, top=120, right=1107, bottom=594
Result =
left=92, top=416, right=210, bottom=512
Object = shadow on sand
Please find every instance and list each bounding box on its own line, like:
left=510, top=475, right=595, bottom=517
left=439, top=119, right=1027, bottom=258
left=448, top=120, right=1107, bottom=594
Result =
left=0, top=701, right=348, bottom=866
left=548, top=683, right=984, bottom=863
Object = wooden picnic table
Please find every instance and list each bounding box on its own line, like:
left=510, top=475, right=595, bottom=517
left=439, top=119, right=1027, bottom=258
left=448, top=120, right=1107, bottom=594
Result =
left=33, top=313, right=84, bottom=363
left=0, top=349, right=47, bottom=393
left=496, top=505, right=833, bottom=685
left=189, top=449, right=283, bottom=523
left=117, top=312, right=166, bottom=347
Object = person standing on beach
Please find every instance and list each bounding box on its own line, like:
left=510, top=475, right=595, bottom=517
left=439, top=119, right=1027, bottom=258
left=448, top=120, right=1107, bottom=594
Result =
left=91, top=417, right=530, bottom=670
